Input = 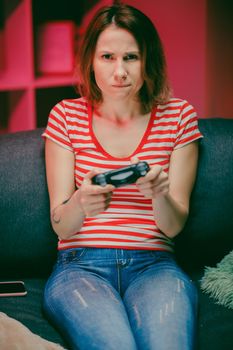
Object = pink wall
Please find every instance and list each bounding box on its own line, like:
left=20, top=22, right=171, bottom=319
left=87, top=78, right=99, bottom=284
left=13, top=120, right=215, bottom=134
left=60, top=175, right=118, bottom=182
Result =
left=206, top=0, right=233, bottom=118
left=125, top=0, right=207, bottom=118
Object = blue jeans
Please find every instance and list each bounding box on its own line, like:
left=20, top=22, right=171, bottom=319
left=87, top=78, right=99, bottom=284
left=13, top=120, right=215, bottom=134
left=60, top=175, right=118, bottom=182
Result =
left=43, top=248, right=198, bottom=350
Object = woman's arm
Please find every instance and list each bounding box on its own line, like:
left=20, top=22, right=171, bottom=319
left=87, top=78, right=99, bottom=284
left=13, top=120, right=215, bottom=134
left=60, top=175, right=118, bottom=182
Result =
left=135, top=141, right=199, bottom=238
left=45, top=139, right=114, bottom=239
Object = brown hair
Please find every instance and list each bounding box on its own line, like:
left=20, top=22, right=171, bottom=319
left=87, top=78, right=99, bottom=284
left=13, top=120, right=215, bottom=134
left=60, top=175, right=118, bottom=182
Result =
left=76, top=3, right=172, bottom=112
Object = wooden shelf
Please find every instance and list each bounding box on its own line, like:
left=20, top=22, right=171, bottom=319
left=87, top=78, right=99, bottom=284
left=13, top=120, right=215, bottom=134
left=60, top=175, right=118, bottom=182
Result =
left=33, top=74, right=79, bottom=89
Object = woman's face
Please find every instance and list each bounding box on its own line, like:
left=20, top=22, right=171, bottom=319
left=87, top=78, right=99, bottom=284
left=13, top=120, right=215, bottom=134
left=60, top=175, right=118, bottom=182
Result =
left=93, top=24, right=143, bottom=102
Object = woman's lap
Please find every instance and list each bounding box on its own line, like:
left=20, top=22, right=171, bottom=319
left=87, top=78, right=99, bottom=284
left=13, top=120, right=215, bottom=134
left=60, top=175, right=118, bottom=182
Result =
left=43, top=248, right=197, bottom=350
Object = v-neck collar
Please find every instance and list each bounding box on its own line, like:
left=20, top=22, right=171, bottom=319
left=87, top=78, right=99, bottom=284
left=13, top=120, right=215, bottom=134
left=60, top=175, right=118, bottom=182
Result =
left=88, top=104, right=156, bottom=160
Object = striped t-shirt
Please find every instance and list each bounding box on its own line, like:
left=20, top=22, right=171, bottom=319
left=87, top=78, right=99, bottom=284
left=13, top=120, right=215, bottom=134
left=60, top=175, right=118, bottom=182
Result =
left=43, top=97, right=203, bottom=251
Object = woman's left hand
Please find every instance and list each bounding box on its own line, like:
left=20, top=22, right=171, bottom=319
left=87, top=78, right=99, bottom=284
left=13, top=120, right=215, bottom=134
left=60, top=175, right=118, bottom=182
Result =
left=131, top=157, right=170, bottom=199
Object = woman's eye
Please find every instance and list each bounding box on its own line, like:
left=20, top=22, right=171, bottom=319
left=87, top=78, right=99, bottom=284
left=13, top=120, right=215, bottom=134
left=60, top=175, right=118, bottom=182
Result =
left=124, top=54, right=139, bottom=61
left=102, top=54, right=113, bottom=60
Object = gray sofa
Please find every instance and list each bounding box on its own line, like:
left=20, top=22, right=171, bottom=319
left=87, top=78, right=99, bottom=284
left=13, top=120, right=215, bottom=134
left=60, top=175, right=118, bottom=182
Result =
left=0, top=119, right=233, bottom=350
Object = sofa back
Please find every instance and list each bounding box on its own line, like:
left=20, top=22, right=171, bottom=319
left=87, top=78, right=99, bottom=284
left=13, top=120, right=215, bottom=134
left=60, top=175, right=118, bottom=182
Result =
left=0, top=119, right=233, bottom=277
left=0, top=129, right=56, bottom=278
left=175, top=118, right=233, bottom=270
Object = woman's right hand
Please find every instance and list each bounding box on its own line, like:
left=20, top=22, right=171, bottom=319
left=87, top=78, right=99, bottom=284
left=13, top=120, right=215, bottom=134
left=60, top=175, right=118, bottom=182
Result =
left=76, top=169, right=115, bottom=217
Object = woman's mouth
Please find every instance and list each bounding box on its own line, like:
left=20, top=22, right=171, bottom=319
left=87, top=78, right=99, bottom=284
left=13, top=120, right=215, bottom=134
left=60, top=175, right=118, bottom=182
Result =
left=112, top=84, right=131, bottom=88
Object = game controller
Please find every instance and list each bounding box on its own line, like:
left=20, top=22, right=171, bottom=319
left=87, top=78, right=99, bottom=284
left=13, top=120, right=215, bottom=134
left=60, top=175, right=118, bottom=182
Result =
left=92, top=161, right=150, bottom=187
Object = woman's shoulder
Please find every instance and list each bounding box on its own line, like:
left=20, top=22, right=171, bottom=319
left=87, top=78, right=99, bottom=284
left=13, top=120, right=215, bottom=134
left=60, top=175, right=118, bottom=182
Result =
left=49, top=97, right=91, bottom=123
left=59, top=96, right=90, bottom=112
left=154, top=98, right=196, bottom=121
left=156, top=97, right=192, bottom=110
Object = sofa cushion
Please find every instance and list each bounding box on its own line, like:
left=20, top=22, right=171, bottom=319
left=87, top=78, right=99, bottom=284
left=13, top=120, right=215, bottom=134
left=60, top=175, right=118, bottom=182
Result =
left=0, top=278, right=67, bottom=348
left=191, top=270, right=233, bottom=350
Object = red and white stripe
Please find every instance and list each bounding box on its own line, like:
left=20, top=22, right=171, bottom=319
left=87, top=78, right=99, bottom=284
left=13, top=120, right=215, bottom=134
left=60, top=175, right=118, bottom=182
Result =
left=43, top=97, right=203, bottom=251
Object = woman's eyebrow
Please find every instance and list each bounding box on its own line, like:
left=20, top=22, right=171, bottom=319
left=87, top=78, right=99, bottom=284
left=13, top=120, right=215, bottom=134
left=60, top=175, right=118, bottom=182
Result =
left=97, top=50, right=140, bottom=54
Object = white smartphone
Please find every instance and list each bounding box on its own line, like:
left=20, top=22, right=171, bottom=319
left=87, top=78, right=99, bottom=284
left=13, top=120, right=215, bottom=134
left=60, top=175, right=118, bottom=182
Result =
left=0, top=281, right=27, bottom=297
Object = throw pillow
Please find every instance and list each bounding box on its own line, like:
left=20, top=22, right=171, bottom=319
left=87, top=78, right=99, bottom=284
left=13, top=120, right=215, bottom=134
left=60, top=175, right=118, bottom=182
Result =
left=200, top=250, right=233, bottom=309
left=0, top=312, right=66, bottom=350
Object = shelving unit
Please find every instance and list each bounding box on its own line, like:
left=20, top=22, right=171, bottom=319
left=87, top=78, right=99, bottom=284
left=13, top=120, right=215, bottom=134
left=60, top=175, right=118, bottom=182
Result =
left=0, top=0, right=111, bottom=133
left=0, top=0, right=34, bottom=132
left=1, top=0, right=230, bottom=134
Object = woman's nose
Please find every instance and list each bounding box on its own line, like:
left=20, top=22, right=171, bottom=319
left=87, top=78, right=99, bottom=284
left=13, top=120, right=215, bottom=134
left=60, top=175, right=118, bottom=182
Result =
left=114, top=60, right=127, bottom=80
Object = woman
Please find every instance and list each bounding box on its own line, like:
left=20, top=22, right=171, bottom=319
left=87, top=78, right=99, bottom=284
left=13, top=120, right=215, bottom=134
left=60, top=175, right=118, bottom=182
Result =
left=43, top=3, right=203, bottom=350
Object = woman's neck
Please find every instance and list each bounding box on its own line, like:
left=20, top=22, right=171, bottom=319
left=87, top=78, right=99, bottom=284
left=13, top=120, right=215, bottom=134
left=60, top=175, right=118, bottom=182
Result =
left=94, top=101, right=143, bottom=124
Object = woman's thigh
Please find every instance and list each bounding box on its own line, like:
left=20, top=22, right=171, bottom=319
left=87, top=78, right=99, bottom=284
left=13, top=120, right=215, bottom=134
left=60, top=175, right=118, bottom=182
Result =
left=123, top=253, right=198, bottom=350
left=43, top=249, right=137, bottom=350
